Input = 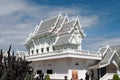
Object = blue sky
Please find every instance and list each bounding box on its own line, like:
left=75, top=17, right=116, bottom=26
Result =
left=0, top=0, right=120, bottom=51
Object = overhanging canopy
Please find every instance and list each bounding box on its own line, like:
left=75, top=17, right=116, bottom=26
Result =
left=88, top=63, right=110, bottom=70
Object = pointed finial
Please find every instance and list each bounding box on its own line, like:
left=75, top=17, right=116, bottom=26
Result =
left=41, top=19, right=43, bottom=22
left=38, top=20, right=43, bottom=27
left=75, top=16, right=79, bottom=22
left=106, top=45, right=109, bottom=48
left=65, top=13, right=68, bottom=17
left=59, top=12, right=62, bottom=16
left=76, top=16, right=79, bottom=20
left=40, top=20, right=43, bottom=24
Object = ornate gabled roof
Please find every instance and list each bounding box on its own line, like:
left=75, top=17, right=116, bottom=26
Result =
left=25, top=13, right=85, bottom=45
left=98, top=45, right=120, bottom=56
left=97, top=47, right=106, bottom=54
left=58, top=20, right=75, bottom=34
left=73, top=18, right=85, bottom=37
left=53, top=35, right=71, bottom=46
left=34, top=15, right=59, bottom=36
left=99, top=49, right=119, bottom=67
left=100, top=51, right=113, bottom=64
left=54, top=34, right=77, bottom=46
left=58, top=17, right=85, bottom=38
left=24, top=15, right=60, bottom=44
left=51, top=17, right=65, bottom=34
left=89, top=50, right=119, bottom=69
left=24, top=33, right=33, bottom=44
left=110, top=45, right=120, bottom=53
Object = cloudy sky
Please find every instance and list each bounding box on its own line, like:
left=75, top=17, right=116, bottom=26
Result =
left=0, top=0, right=120, bottom=51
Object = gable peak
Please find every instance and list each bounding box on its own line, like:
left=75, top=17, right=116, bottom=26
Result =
left=58, top=12, right=62, bottom=17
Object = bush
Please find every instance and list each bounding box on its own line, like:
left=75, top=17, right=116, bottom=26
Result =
left=45, top=75, right=50, bottom=80
left=24, top=73, right=30, bottom=80
left=0, top=72, right=8, bottom=80
left=113, top=74, right=120, bottom=80
left=24, top=73, right=35, bottom=80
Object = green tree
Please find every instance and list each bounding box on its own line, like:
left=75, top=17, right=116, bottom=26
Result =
left=113, top=74, right=120, bottom=80
left=0, top=71, right=8, bottom=80
left=45, top=75, right=50, bottom=80
left=24, top=73, right=30, bottom=80
left=24, top=72, right=35, bottom=80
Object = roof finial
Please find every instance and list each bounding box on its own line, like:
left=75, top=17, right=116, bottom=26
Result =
left=41, top=19, right=43, bottom=22
left=39, top=20, right=43, bottom=26
left=59, top=12, right=62, bottom=16
left=106, top=45, right=109, bottom=48
left=65, top=13, right=68, bottom=17
left=76, top=16, right=79, bottom=19
left=75, top=16, right=79, bottom=22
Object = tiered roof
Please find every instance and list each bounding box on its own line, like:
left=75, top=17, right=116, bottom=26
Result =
left=51, top=16, right=66, bottom=34
left=89, top=45, right=120, bottom=69
left=54, top=35, right=72, bottom=46
left=110, top=45, right=120, bottom=54
left=25, top=13, right=85, bottom=45
left=98, top=45, right=120, bottom=56
left=59, top=20, right=75, bottom=35
left=36, top=16, right=58, bottom=35
left=100, top=51, right=113, bottom=64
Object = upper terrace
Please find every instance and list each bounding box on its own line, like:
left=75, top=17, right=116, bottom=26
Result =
left=26, top=49, right=102, bottom=61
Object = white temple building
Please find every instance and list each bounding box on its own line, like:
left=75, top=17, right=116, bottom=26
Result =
left=24, top=13, right=120, bottom=80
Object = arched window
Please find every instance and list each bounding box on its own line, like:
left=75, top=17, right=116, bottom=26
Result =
left=31, top=50, right=34, bottom=54
left=41, top=48, right=44, bottom=53
left=53, top=47, right=55, bottom=51
left=47, top=47, right=49, bottom=52
left=36, top=49, right=39, bottom=54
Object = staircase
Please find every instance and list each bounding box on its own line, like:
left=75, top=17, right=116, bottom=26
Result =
left=100, top=73, right=115, bottom=80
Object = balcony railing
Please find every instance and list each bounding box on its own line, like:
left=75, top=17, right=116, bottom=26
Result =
left=26, top=49, right=102, bottom=61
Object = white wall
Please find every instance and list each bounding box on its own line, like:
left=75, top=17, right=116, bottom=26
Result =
left=32, top=58, right=97, bottom=80
left=29, top=36, right=56, bottom=55
left=33, top=59, right=68, bottom=79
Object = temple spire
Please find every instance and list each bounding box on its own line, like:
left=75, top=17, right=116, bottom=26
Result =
left=58, top=12, right=62, bottom=16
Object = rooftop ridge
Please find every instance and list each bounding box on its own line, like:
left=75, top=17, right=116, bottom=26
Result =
left=64, top=19, right=76, bottom=24
left=110, top=44, right=120, bottom=47
left=42, top=13, right=61, bottom=22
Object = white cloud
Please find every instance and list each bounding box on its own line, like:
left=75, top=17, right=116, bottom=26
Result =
left=0, top=0, right=100, bottom=51
left=79, top=15, right=99, bottom=27
left=0, top=0, right=25, bottom=16
left=70, top=15, right=99, bottom=27
left=83, top=37, right=120, bottom=51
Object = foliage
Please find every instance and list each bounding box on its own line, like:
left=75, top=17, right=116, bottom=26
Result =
left=113, top=74, right=120, bottom=80
left=0, top=45, right=33, bottom=80
left=0, top=72, right=8, bottom=80
left=45, top=75, right=50, bottom=80
left=24, top=73, right=31, bottom=80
